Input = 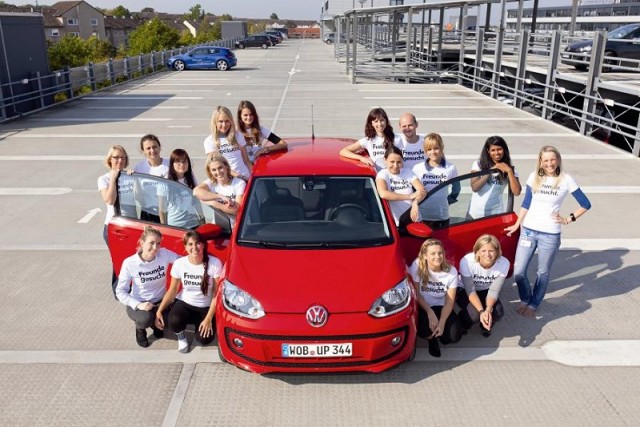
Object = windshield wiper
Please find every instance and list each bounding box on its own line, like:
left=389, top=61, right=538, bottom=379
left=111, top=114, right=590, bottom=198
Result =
left=237, top=239, right=289, bottom=248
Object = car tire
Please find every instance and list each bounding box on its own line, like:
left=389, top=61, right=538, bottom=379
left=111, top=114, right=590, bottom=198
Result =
left=216, top=60, right=229, bottom=71
left=261, top=43, right=268, bottom=49
left=406, top=338, right=417, bottom=362
left=238, top=43, right=245, bottom=49
left=603, top=50, right=616, bottom=73
left=173, top=60, right=185, bottom=71
left=325, top=39, right=333, bottom=45
left=217, top=345, right=230, bottom=364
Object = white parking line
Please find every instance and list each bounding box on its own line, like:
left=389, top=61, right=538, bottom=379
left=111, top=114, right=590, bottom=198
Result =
left=82, top=96, right=203, bottom=100
left=1, top=340, right=639, bottom=367
left=162, top=364, right=195, bottom=427
left=36, top=118, right=172, bottom=122
left=0, top=188, right=72, bottom=195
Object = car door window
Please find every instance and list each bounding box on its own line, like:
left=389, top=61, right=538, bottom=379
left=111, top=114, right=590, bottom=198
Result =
left=116, top=173, right=232, bottom=232
left=192, top=48, right=207, bottom=56
left=400, top=170, right=518, bottom=269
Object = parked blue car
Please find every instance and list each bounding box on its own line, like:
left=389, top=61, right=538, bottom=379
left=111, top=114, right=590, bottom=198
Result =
left=166, top=46, right=237, bottom=71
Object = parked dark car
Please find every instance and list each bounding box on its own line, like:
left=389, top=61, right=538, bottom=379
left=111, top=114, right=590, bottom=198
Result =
left=235, top=35, right=273, bottom=49
left=259, top=32, right=282, bottom=44
left=562, top=23, right=640, bottom=71
left=265, top=29, right=287, bottom=40
left=166, top=46, right=237, bottom=71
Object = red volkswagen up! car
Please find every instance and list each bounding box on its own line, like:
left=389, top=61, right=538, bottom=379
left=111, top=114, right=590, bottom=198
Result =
left=108, top=138, right=518, bottom=373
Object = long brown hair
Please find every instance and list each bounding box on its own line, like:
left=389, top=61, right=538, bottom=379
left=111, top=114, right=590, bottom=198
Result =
left=364, top=108, right=394, bottom=149
left=168, top=148, right=196, bottom=189
left=237, top=100, right=263, bottom=147
left=183, top=231, right=210, bottom=296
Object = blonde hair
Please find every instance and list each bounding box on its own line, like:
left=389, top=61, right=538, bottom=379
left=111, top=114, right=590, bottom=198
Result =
left=205, top=154, right=233, bottom=182
left=532, top=145, right=564, bottom=192
left=104, top=145, right=129, bottom=168
left=137, top=226, right=162, bottom=250
left=473, top=234, right=502, bottom=264
left=210, top=105, right=239, bottom=151
left=423, top=133, right=445, bottom=167
left=416, top=238, right=451, bottom=285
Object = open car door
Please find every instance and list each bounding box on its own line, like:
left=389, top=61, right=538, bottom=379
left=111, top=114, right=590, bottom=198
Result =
left=107, top=172, right=232, bottom=278
left=400, top=169, right=520, bottom=274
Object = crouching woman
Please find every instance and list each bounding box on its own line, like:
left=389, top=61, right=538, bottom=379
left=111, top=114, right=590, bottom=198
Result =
left=155, top=231, right=223, bottom=353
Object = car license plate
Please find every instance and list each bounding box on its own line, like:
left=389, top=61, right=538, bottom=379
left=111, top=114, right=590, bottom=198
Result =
left=281, top=343, right=352, bottom=358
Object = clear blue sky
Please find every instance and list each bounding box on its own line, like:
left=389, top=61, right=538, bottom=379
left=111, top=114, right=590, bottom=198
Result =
left=89, top=1, right=322, bottom=20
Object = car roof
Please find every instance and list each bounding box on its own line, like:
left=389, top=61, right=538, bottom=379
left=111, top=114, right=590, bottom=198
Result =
left=251, top=138, right=376, bottom=177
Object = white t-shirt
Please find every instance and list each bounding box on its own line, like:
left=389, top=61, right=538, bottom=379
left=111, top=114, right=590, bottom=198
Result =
left=171, top=256, right=223, bottom=308
left=203, top=133, right=250, bottom=178
left=241, top=125, right=272, bottom=163
left=116, top=248, right=180, bottom=309
left=468, top=160, right=519, bottom=219
left=412, top=160, right=458, bottom=221
left=395, top=134, right=425, bottom=170
left=97, top=172, right=136, bottom=224
left=358, top=135, right=389, bottom=171
left=157, top=181, right=201, bottom=228
left=459, top=253, right=510, bottom=293
left=409, top=260, right=459, bottom=307
left=376, top=168, right=419, bottom=225
left=205, top=177, right=246, bottom=227
left=133, top=159, right=170, bottom=213
left=523, top=172, right=580, bottom=234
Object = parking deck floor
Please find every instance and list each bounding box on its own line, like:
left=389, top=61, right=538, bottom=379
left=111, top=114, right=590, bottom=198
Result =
left=1, top=39, right=639, bottom=426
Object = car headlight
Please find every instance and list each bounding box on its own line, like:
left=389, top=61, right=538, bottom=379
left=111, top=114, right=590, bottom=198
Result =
left=578, top=45, right=592, bottom=52
left=222, top=280, right=265, bottom=319
left=368, top=279, right=411, bottom=318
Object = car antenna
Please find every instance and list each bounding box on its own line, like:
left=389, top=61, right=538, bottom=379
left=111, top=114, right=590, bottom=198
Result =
left=311, top=103, right=315, bottom=143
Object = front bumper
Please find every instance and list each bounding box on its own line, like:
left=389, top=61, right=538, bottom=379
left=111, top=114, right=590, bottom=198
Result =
left=217, top=307, right=417, bottom=374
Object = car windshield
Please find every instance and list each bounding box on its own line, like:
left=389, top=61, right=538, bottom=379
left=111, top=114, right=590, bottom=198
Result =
left=608, top=25, right=640, bottom=39
left=237, top=176, right=393, bottom=248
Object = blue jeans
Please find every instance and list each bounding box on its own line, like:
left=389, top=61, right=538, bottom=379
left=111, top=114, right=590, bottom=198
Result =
left=513, top=227, right=561, bottom=310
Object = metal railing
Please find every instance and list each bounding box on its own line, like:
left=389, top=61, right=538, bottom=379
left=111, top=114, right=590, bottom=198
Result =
left=330, top=11, right=640, bottom=155
left=0, top=37, right=239, bottom=122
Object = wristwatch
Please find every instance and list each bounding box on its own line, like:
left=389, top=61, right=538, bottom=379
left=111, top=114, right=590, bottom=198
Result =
left=569, top=213, right=576, bottom=222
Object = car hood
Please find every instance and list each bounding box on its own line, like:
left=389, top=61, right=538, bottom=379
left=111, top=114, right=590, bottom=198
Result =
left=567, top=40, right=592, bottom=51
left=225, top=244, right=407, bottom=313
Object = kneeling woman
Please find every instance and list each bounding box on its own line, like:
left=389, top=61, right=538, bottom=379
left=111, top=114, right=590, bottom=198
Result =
left=155, top=231, right=223, bottom=353
left=116, top=226, right=179, bottom=348
left=456, top=234, right=510, bottom=337
left=409, top=238, right=462, bottom=357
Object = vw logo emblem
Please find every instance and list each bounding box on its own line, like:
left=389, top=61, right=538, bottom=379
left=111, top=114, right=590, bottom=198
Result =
left=306, top=305, right=328, bottom=328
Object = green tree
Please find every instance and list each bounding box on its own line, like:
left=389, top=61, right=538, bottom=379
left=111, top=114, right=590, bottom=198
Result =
left=111, top=5, right=130, bottom=18
left=141, top=7, right=154, bottom=13
left=48, top=34, right=90, bottom=70
left=284, top=20, right=297, bottom=29
left=86, top=36, right=116, bottom=62
left=270, top=13, right=279, bottom=20
left=178, top=29, right=195, bottom=47
left=127, top=18, right=180, bottom=55
left=195, top=17, right=221, bottom=43
left=188, top=4, right=204, bottom=21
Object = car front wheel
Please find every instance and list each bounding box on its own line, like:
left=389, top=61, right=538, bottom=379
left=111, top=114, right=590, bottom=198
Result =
left=173, top=60, right=185, bottom=71
left=261, top=43, right=268, bottom=49
left=216, top=60, right=229, bottom=71
left=237, top=43, right=245, bottom=49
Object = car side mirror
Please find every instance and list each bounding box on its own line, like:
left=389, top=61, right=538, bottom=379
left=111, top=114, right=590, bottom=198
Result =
left=406, top=222, right=433, bottom=238
left=196, top=223, right=222, bottom=240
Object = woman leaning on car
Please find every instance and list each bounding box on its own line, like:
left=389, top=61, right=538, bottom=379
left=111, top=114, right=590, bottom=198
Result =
left=505, top=145, right=591, bottom=317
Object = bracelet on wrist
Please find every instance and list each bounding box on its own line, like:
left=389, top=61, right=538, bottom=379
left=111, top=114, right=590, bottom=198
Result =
left=569, top=213, right=576, bottom=222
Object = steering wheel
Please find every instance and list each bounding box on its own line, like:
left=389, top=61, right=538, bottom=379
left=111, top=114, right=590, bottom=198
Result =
left=329, top=203, right=369, bottom=221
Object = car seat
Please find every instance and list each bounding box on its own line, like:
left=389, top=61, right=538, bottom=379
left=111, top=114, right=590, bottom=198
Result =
left=260, top=188, right=305, bottom=222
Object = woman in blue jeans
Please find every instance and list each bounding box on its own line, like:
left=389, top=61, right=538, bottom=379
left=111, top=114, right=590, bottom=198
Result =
left=505, top=146, right=591, bottom=317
